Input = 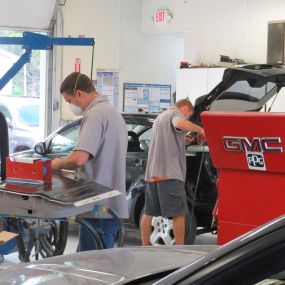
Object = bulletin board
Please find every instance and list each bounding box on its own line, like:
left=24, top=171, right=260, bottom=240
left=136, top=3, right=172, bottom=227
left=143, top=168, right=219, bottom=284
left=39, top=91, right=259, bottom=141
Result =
left=123, top=83, right=171, bottom=113
left=96, top=70, right=119, bottom=108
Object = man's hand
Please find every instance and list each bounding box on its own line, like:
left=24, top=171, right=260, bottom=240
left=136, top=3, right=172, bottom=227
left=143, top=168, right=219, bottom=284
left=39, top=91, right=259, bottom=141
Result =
left=51, top=150, right=90, bottom=171
left=185, top=135, right=195, bottom=145
left=52, top=157, right=63, bottom=170
left=197, top=129, right=206, bottom=145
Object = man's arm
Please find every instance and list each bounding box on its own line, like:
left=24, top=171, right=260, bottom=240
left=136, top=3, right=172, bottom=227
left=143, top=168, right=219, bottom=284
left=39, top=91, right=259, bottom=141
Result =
left=52, top=150, right=90, bottom=170
left=175, top=118, right=204, bottom=134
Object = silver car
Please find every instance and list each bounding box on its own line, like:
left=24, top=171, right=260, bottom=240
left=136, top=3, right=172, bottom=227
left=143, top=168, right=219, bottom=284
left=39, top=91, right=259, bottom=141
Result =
left=1, top=214, right=285, bottom=284
left=0, top=96, right=41, bottom=153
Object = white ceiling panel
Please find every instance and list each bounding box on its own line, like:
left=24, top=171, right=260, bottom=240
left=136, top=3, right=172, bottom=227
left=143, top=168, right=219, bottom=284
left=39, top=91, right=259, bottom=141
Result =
left=0, top=0, right=57, bottom=31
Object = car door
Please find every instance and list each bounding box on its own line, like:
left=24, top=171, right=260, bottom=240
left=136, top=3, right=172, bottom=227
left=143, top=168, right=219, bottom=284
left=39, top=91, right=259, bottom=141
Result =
left=126, top=125, right=151, bottom=191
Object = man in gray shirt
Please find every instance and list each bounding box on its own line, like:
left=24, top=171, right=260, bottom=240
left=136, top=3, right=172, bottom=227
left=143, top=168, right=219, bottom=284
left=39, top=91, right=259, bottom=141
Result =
left=141, top=99, right=205, bottom=245
left=52, top=72, right=128, bottom=250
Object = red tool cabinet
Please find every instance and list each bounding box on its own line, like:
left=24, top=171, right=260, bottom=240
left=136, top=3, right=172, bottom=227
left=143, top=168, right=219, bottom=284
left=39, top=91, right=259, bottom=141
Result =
left=6, top=157, right=52, bottom=185
left=201, top=111, right=285, bottom=244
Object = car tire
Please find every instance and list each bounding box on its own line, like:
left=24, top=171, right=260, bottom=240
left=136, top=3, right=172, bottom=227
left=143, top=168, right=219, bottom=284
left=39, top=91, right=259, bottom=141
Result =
left=52, top=220, right=69, bottom=256
left=15, top=219, right=68, bottom=262
left=185, top=210, right=197, bottom=244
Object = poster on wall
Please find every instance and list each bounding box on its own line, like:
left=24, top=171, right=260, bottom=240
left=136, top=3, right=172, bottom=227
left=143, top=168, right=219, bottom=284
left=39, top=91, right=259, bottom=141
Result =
left=123, top=83, right=171, bottom=113
left=96, top=70, right=119, bottom=108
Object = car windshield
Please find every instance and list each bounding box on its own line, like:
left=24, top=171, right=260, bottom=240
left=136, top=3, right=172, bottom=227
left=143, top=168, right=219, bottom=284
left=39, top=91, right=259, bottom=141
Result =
left=217, top=80, right=277, bottom=102
left=17, top=104, right=40, bottom=126
left=49, top=125, right=80, bottom=154
left=48, top=122, right=152, bottom=155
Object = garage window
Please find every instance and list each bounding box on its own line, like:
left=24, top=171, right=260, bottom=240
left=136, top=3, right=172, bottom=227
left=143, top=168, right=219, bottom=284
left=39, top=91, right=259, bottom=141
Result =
left=0, top=29, right=48, bottom=151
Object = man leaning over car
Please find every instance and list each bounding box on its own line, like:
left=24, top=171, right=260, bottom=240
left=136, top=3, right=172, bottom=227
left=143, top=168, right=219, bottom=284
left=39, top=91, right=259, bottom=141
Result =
left=141, top=99, right=205, bottom=245
left=52, top=72, right=128, bottom=250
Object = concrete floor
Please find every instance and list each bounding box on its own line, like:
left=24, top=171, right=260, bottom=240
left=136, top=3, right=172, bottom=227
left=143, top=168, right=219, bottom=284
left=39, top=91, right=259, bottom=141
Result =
left=1, top=224, right=217, bottom=266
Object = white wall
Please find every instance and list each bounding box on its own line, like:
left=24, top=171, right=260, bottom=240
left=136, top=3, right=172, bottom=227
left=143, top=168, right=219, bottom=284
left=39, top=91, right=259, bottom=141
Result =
left=191, top=0, right=247, bottom=65
left=142, top=0, right=247, bottom=65
left=142, top=0, right=192, bottom=34
left=142, top=0, right=285, bottom=65
left=56, top=0, right=285, bottom=124
left=246, top=0, right=285, bottom=63
left=60, top=0, right=119, bottom=121
left=119, top=0, right=180, bottom=110
left=55, top=0, right=180, bottom=122
left=246, top=0, right=285, bottom=112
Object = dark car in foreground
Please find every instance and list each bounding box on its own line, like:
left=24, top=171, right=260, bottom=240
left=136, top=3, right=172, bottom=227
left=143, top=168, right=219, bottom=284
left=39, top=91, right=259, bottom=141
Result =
left=2, top=213, right=285, bottom=284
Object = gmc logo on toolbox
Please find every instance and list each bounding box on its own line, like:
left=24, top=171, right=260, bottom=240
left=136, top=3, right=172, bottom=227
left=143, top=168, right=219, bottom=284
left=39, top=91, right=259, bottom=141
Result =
left=223, top=136, right=283, bottom=153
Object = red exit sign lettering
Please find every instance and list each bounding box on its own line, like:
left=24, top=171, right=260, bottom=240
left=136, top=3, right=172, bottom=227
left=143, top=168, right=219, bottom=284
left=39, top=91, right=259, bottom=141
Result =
left=155, top=10, right=166, bottom=23
left=154, top=10, right=172, bottom=25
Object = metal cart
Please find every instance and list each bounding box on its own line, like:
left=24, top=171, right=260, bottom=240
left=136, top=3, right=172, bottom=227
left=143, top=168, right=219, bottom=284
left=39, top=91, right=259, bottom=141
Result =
left=0, top=173, right=124, bottom=262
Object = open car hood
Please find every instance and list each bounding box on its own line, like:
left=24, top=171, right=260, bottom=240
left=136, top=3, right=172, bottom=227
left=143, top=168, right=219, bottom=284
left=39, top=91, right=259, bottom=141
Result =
left=192, top=64, right=285, bottom=123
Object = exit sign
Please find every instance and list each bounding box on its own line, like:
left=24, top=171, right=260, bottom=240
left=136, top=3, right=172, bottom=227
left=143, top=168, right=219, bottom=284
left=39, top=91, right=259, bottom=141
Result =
left=154, top=10, right=172, bottom=25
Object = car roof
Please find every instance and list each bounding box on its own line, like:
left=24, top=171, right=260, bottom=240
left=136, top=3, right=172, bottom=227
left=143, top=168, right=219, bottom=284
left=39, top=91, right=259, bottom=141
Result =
left=42, top=112, right=157, bottom=144
left=122, top=113, right=157, bottom=125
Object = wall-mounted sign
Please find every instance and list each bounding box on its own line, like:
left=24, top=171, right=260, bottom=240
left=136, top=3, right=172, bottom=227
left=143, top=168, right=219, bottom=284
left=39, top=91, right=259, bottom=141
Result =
left=154, top=9, right=172, bottom=25
left=123, top=83, right=171, bottom=113
left=96, top=70, right=119, bottom=109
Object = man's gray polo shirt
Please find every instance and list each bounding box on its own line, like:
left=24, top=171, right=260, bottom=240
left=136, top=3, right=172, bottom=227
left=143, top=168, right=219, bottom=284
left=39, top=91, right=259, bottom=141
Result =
left=145, top=106, right=186, bottom=182
left=75, top=95, right=128, bottom=219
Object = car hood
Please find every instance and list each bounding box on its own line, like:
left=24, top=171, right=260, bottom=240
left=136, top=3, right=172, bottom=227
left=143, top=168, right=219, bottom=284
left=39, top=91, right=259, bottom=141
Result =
left=0, top=246, right=216, bottom=284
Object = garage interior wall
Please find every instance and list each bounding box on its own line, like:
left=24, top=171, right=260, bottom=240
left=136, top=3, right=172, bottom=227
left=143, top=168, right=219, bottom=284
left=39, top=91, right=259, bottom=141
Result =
left=59, top=0, right=179, bottom=122
left=2, top=0, right=283, bottom=127
left=58, top=0, right=285, bottom=123
left=246, top=0, right=285, bottom=63
left=143, top=0, right=285, bottom=65
left=142, top=0, right=247, bottom=65
left=119, top=0, right=180, bottom=109
left=59, top=0, right=119, bottom=122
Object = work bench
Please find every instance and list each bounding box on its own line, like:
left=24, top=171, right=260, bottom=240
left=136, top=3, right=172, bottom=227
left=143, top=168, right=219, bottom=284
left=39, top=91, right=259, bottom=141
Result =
left=0, top=172, right=123, bottom=262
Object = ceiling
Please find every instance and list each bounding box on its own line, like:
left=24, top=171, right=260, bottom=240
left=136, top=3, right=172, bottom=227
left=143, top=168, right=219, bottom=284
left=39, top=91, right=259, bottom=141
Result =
left=0, top=0, right=57, bottom=31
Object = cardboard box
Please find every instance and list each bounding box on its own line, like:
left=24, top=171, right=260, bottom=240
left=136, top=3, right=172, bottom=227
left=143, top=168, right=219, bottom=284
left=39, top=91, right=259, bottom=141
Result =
left=217, top=61, right=235, bottom=68
left=0, top=231, right=18, bottom=255
left=0, top=231, right=18, bottom=245
left=6, top=157, right=52, bottom=185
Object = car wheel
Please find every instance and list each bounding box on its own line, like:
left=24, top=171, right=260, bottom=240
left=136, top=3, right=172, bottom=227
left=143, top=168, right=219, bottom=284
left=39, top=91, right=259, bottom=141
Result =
left=150, top=212, right=197, bottom=245
left=185, top=211, right=197, bottom=244
left=150, top=216, right=175, bottom=245
left=11, top=219, right=69, bottom=262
